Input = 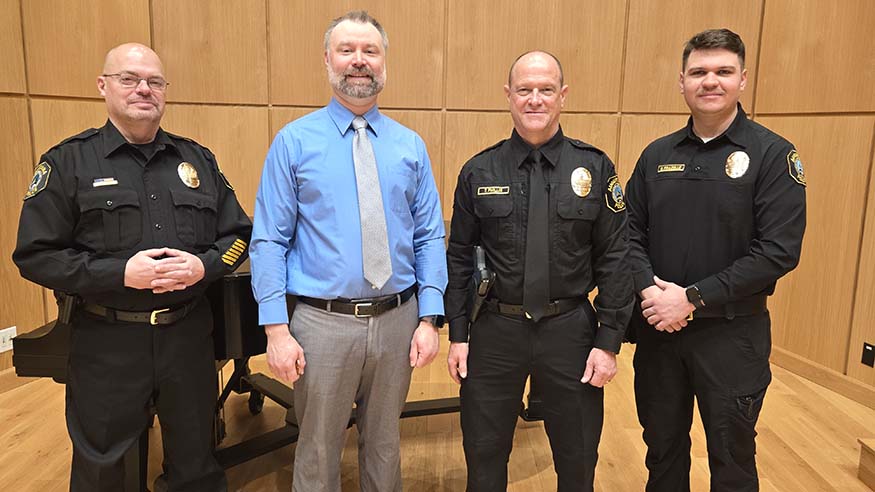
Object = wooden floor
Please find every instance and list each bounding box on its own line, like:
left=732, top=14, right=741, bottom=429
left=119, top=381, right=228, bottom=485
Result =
left=1, top=336, right=873, bottom=491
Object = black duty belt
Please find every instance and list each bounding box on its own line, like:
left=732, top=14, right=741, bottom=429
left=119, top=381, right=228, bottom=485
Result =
left=485, top=298, right=584, bottom=319
left=689, top=296, right=767, bottom=320
left=297, top=285, right=416, bottom=318
left=81, top=300, right=198, bottom=326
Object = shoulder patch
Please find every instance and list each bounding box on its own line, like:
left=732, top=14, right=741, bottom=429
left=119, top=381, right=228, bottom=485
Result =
left=24, top=161, right=52, bottom=200
left=605, top=175, right=626, bottom=213
left=787, top=149, right=806, bottom=186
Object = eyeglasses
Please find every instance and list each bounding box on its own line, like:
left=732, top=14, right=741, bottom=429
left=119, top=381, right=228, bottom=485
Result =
left=102, top=73, right=170, bottom=91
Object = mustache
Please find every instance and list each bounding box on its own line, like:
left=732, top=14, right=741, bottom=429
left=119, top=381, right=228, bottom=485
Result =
left=343, top=67, right=377, bottom=78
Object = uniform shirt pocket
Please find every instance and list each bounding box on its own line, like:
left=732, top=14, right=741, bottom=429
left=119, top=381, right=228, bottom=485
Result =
left=473, top=192, right=517, bottom=260
left=77, top=187, right=143, bottom=252
left=170, top=188, right=218, bottom=247
left=556, top=185, right=600, bottom=251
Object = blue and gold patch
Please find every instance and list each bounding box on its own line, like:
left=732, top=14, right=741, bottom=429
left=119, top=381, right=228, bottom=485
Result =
left=605, top=175, right=625, bottom=213
left=787, top=149, right=806, bottom=186
left=222, top=238, right=247, bottom=266
left=24, top=161, right=51, bottom=200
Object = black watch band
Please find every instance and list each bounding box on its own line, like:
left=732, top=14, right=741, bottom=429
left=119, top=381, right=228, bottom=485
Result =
left=420, top=315, right=445, bottom=328
left=685, top=285, right=706, bottom=309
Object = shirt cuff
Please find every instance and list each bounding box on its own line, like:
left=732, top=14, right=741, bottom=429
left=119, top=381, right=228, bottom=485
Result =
left=258, top=297, right=289, bottom=326
left=633, top=268, right=656, bottom=294
left=694, top=276, right=727, bottom=307
left=416, top=288, right=444, bottom=318
left=448, top=317, right=469, bottom=343
left=594, top=325, right=623, bottom=354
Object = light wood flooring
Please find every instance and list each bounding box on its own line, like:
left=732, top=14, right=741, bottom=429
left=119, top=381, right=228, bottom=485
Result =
left=1, top=336, right=873, bottom=491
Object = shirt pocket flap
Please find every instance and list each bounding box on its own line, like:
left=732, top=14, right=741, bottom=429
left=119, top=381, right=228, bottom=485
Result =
left=79, top=187, right=140, bottom=212
left=557, top=199, right=600, bottom=220
left=473, top=196, right=513, bottom=218
left=170, top=188, right=217, bottom=212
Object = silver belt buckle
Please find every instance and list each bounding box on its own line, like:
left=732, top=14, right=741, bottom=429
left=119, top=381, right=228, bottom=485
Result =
left=354, top=302, right=373, bottom=318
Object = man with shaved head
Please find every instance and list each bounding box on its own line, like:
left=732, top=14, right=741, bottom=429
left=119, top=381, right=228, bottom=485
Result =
left=445, top=51, right=633, bottom=490
left=14, top=43, right=251, bottom=491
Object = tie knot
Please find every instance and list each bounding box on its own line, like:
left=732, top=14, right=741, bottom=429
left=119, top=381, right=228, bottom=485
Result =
left=529, top=149, right=542, bottom=166
left=352, top=116, right=368, bottom=131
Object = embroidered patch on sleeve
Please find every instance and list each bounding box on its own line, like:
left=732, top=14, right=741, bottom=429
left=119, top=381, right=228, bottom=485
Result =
left=24, top=162, right=52, bottom=200
left=222, top=238, right=248, bottom=266
left=787, top=149, right=806, bottom=186
left=605, top=175, right=626, bottom=213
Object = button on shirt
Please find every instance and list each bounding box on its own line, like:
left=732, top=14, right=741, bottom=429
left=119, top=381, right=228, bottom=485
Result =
left=13, top=120, right=253, bottom=311
left=444, top=128, right=633, bottom=351
left=625, top=105, right=806, bottom=306
left=250, top=98, right=447, bottom=325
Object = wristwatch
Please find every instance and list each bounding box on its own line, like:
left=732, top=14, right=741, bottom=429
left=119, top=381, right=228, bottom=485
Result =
left=420, top=315, right=445, bottom=328
left=685, top=285, right=706, bottom=309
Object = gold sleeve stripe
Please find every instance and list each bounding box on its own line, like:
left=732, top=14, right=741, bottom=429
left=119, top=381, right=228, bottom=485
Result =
left=221, top=238, right=248, bottom=266
left=229, top=244, right=245, bottom=254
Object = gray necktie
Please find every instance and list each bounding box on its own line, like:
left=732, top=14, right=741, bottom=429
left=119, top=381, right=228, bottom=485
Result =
left=352, top=116, right=392, bottom=289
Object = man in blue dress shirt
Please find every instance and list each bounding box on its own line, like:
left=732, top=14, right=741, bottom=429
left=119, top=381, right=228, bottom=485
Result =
left=249, top=10, right=447, bottom=492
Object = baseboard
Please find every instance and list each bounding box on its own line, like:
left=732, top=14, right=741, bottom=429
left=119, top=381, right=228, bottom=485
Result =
left=771, top=346, right=875, bottom=410
left=0, top=366, right=37, bottom=395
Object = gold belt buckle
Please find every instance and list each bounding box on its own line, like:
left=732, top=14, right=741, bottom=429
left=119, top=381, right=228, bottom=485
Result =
left=687, top=312, right=694, bottom=321
left=150, top=308, right=170, bottom=325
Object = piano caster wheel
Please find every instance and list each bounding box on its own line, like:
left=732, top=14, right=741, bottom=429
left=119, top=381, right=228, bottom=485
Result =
left=248, top=391, right=264, bottom=415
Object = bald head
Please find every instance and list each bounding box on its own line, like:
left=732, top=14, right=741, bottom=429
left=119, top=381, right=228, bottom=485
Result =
left=98, top=43, right=167, bottom=143
left=102, top=43, right=164, bottom=75
left=508, top=50, right=564, bottom=87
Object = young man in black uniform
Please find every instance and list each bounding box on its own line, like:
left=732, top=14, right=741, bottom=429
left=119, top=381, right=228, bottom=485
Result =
left=625, top=29, right=806, bottom=491
left=13, top=43, right=252, bottom=491
left=445, top=51, right=633, bottom=491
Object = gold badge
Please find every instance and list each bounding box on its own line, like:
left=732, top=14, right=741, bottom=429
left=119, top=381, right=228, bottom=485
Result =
left=177, top=162, right=200, bottom=189
left=725, top=151, right=750, bottom=179
left=657, top=164, right=685, bottom=173
left=787, top=149, right=806, bottom=186
left=571, top=167, right=592, bottom=197
left=476, top=186, right=509, bottom=196
left=605, top=175, right=625, bottom=213
left=24, top=161, right=52, bottom=200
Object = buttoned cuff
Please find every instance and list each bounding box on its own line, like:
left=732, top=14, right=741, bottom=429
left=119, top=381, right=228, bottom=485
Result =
left=449, top=317, right=469, bottom=343
left=694, top=276, right=728, bottom=308
left=416, top=288, right=445, bottom=319
left=594, top=325, right=624, bottom=354
left=258, top=297, right=290, bottom=326
left=633, top=268, right=656, bottom=294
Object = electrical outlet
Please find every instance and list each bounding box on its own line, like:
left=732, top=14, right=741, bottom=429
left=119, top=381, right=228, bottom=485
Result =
left=0, top=326, right=17, bottom=353
left=863, top=342, right=875, bottom=368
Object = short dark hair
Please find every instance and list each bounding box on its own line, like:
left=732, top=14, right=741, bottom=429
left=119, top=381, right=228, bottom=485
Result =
left=508, top=50, right=564, bottom=86
left=324, top=10, right=388, bottom=52
left=682, top=28, right=745, bottom=70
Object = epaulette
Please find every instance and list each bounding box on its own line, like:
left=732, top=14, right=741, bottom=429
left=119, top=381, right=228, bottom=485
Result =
left=470, top=139, right=507, bottom=159
left=164, top=131, right=215, bottom=159
left=48, top=128, right=99, bottom=152
left=567, top=137, right=605, bottom=155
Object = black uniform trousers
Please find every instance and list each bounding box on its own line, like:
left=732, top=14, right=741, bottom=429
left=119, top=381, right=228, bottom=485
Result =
left=66, top=298, right=226, bottom=492
left=633, top=312, right=771, bottom=492
left=461, top=303, right=604, bottom=492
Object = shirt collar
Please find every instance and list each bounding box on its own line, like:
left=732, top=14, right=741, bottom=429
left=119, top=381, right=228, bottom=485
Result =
left=100, top=120, right=176, bottom=158
left=327, top=97, right=383, bottom=137
left=675, top=103, right=749, bottom=148
left=508, top=126, right=565, bottom=169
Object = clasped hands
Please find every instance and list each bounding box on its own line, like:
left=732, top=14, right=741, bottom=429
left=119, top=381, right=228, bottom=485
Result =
left=640, top=275, right=695, bottom=333
left=124, top=247, right=205, bottom=294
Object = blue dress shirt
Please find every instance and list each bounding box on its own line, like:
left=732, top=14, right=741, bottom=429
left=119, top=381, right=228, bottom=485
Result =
left=251, top=98, right=447, bottom=325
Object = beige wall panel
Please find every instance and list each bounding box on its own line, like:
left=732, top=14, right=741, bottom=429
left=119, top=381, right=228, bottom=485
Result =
left=616, top=114, right=689, bottom=187
left=622, top=0, right=761, bottom=113
left=152, top=0, right=268, bottom=104
left=757, top=115, right=874, bottom=372
left=30, top=99, right=107, bottom=158
left=0, top=0, right=26, bottom=93
left=0, top=98, right=46, bottom=352
left=270, top=106, right=445, bottom=208
left=269, top=1, right=445, bottom=108
left=848, top=130, right=875, bottom=385
left=22, top=0, right=150, bottom=97
left=442, top=112, right=619, bottom=219
left=162, top=104, right=269, bottom=215
left=756, top=0, right=875, bottom=113
left=446, top=0, right=625, bottom=112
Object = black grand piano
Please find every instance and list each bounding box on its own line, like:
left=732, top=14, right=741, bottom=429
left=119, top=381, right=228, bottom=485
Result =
left=12, top=263, right=461, bottom=491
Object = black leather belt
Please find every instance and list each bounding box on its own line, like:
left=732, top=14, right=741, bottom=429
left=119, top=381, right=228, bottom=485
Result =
left=689, top=296, right=767, bottom=320
left=485, top=298, right=583, bottom=319
left=81, top=300, right=198, bottom=326
left=297, top=285, right=416, bottom=318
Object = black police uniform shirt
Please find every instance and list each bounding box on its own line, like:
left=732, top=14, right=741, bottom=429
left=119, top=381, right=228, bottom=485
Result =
left=625, top=104, right=806, bottom=306
left=445, top=127, right=633, bottom=352
left=14, top=120, right=253, bottom=312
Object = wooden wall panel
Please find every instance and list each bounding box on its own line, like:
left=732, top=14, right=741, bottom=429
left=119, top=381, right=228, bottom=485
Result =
left=152, top=0, right=268, bottom=105
left=29, top=99, right=106, bottom=158
left=0, top=0, right=26, bottom=93
left=269, top=1, right=445, bottom=109
left=0, top=97, right=46, bottom=345
left=162, top=104, right=269, bottom=215
left=758, top=115, right=875, bottom=373
left=756, top=0, right=875, bottom=113
left=442, top=112, right=619, bottom=219
left=847, top=130, right=875, bottom=386
left=622, top=0, right=761, bottom=113
left=617, top=114, right=689, bottom=187
left=22, top=0, right=150, bottom=97
left=446, top=0, right=625, bottom=112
